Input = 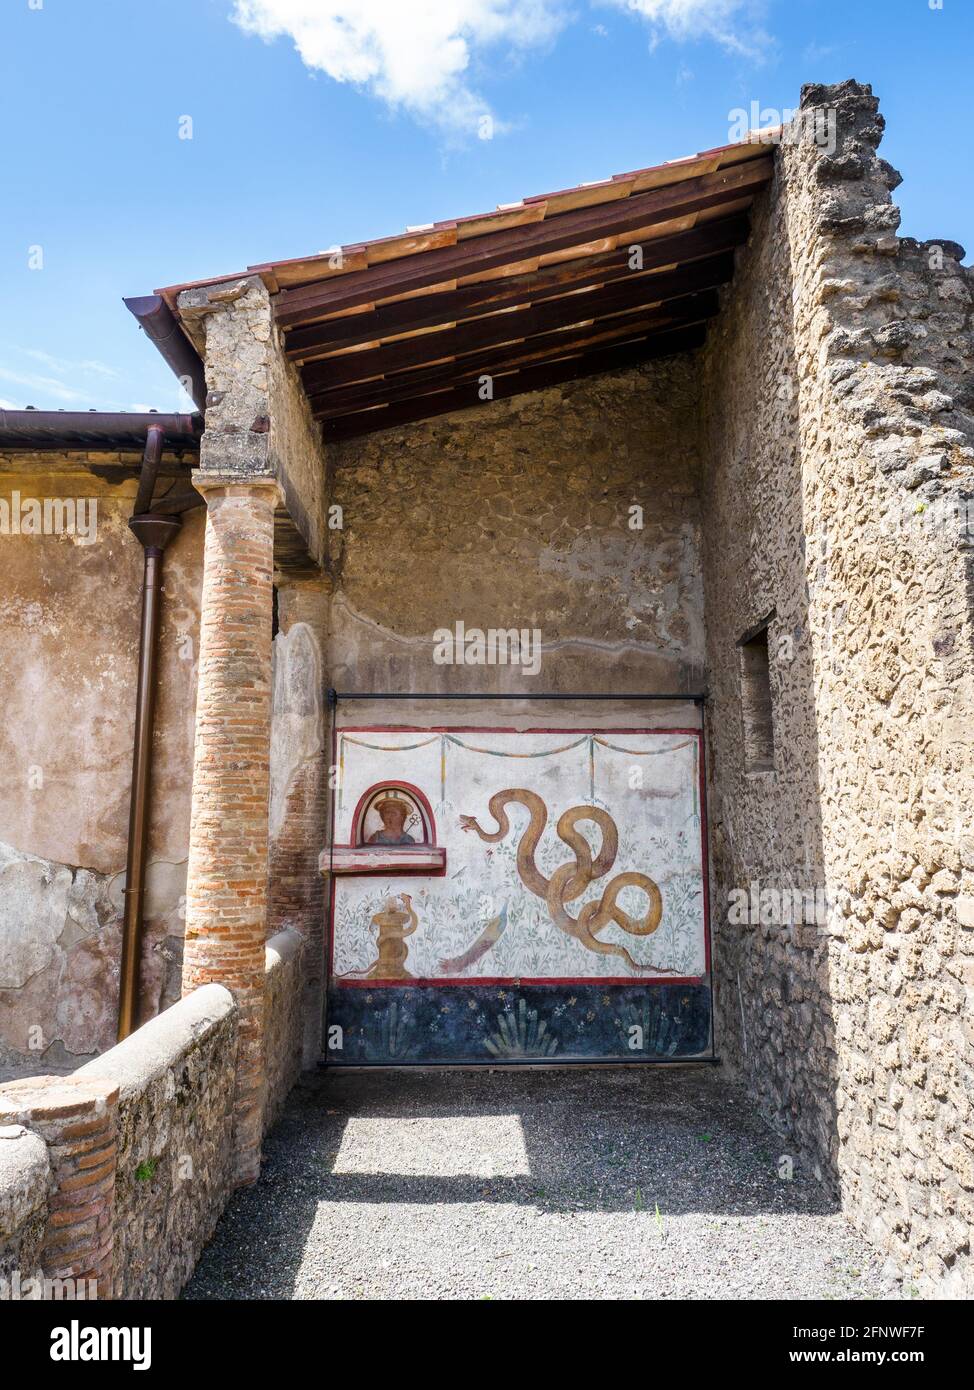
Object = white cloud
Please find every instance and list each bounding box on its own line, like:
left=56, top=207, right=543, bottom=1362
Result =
left=804, top=41, right=840, bottom=64
left=600, top=0, right=772, bottom=59
left=231, top=0, right=567, bottom=136
left=21, top=347, right=118, bottom=379
left=0, top=346, right=135, bottom=410
left=0, top=365, right=89, bottom=404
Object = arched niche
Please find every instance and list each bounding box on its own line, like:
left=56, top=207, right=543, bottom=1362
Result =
left=352, top=782, right=436, bottom=848
left=326, top=781, right=445, bottom=878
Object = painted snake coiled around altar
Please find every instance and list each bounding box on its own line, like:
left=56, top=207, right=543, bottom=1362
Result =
left=460, top=788, right=663, bottom=972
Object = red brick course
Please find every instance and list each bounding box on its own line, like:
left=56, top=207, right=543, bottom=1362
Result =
left=182, top=477, right=281, bottom=1186
left=0, top=1075, right=119, bottom=1298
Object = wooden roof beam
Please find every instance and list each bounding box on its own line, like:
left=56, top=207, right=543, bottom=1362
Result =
left=300, top=266, right=728, bottom=394
left=275, top=157, right=772, bottom=327
left=320, top=325, right=707, bottom=442
left=284, top=215, right=749, bottom=361
left=308, top=294, right=720, bottom=417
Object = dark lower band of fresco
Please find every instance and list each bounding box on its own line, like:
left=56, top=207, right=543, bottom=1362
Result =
left=325, top=982, right=712, bottom=1065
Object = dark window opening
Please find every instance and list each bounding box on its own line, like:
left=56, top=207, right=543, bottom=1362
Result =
left=738, top=613, right=775, bottom=774
left=271, top=584, right=280, bottom=639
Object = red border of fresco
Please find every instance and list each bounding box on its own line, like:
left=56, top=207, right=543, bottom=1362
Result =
left=327, top=725, right=711, bottom=990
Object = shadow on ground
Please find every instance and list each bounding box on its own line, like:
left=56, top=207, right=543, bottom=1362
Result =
left=185, top=1067, right=897, bottom=1300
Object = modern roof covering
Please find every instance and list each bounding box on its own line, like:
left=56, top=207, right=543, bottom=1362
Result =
left=154, top=138, right=774, bottom=442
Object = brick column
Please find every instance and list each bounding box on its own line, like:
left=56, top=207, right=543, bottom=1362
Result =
left=182, top=476, right=281, bottom=1186
left=0, top=1075, right=119, bottom=1299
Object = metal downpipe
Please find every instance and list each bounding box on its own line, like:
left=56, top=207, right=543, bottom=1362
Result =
left=117, top=426, right=181, bottom=1041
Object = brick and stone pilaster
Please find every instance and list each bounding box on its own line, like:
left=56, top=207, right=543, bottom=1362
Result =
left=0, top=1075, right=119, bottom=1299
left=182, top=477, right=281, bottom=1186
left=268, top=578, right=330, bottom=1064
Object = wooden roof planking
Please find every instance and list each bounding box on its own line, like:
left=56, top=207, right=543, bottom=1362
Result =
left=158, top=138, right=776, bottom=442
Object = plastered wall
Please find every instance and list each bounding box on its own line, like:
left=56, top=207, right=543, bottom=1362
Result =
left=0, top=456, right=203, bottom=1072
left=325, top=355, right=707, bottom=698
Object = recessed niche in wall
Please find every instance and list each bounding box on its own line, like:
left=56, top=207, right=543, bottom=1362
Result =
left=738, top=612, right=776, bottom=775
left=354, top=784, right=432, bottom=846
left=325, top=781, right=446, bottom=876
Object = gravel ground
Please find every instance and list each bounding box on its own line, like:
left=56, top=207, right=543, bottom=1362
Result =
left=185, top=1067, right=900, bottom=1301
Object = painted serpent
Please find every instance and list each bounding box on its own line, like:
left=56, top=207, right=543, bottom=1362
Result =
left=460, top=789, right=663, bottom=972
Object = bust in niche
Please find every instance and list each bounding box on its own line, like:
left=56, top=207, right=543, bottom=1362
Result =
left=330, top=782, right=442, bottom=877
left=366, top=795, right=417, bottom=846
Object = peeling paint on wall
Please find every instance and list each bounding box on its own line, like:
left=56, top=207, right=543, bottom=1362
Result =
left=0, top=463, right=202, bottom=1073
left=269, top=622, right=324, bottom=842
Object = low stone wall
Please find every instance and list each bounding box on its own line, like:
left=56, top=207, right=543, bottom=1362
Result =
left=0, top=949, right=311, bottom=1299
left=263, top=930, right=306, bottom=1136
left=75, top=984, right=237, bottom=1300
left=0, top=1126, right=50, bottom=1291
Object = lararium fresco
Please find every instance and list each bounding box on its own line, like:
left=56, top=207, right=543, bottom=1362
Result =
left=326, top=728, right=712, bottom=1064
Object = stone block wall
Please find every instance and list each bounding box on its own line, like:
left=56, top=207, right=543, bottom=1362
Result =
left=1, top=74, right=969, bottom=1303
left=0, top=963, right=312, bottom=1299
left=177, top=274, right=328, bottom=569
left=701, top=80, right=974, bottom=1294
left=74, top=983, right=236, bottom=1299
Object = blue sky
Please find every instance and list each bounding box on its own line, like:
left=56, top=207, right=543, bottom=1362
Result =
left=1, top=0, right=970, bottom=413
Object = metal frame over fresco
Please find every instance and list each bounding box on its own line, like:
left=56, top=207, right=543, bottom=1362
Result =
left=324, top=723, right=713, bottom=1066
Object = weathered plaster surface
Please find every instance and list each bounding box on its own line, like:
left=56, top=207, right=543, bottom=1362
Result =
left=326, top=358, right=706, bottom=695
left=0, top=1125, right=49, bottom=1282
left=0, top=78, right=970, bottom=1301
left=0, top=463, right=202, bottom=1070
left=268, top=605, right=328, bottom=1064
left=270, top=622, right=324, bottom=841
